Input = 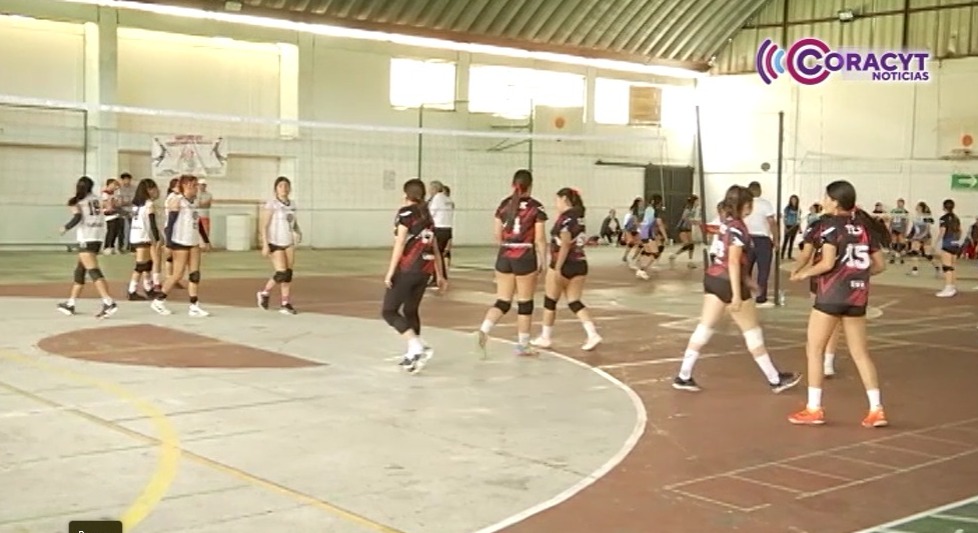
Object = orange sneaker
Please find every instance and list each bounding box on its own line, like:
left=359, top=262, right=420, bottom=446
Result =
left=789, top=407, right=825, bottom=425
left=862, top=407, right=888, bottom=428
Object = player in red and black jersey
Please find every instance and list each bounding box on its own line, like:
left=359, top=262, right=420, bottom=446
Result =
left=935, top=198, right=963, bottom=298
left=789, top=180, right=889, bottom=428
left=476, top=169, right=548, bottom=357
left=673, top=185, right=801, bottom=393
left=792, top=213, right=842, bottom=378
left=382, top=178, right=446, bottom=374
left=529, top=188, right=602, bottom=351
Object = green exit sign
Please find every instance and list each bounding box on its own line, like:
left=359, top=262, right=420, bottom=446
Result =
left=951, top=174, right=978, bottom=190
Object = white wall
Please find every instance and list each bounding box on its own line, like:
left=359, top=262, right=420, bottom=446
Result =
left=0, top=5, right=694, bottom=247
left=696, top=58, right=978, bottom=220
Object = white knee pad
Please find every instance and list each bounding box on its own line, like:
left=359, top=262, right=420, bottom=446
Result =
left=743, top=327, right=765, bottom=351
left=690, top=324, right=714, bottom=346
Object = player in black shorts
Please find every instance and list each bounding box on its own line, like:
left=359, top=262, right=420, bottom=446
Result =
left=672, top=185, right=801, bottom=393
left=792, top=211, right=842, bottom=378
left=476, top=170, right=548, bottom=357
left=789, top=180, right=889, bottom=428
left=935, top=199, right=963, bottom=298
left=382, top=179, right=446, bottom=374
left=529, top=188, right=602, bottom=351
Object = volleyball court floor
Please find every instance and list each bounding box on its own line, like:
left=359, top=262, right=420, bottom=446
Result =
left=1, top=246, right=976, bottom=533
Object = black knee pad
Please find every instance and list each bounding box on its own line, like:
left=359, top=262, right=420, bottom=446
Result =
left=923, top=254, right=933, bottom=261
left=87, top=268, right=104, bottom=281
left=272, top=270, right=288, bottom=283
left=639, top=250, right=651, bottom=257
left=73, top=264, right=86, bottom=284
left=568, top=300, right=585, bottom=314
left=517, top=300, right=534, bottom=315
left=907, top=250, right=919, bottom=257
left=135, top=261, right=152, bottom=273
left=652, top=252, right=662, bottom=259
left=494, top=299, right=512, bottom=314
left=543, top=296, right=557, bottom=311
left=146, top=259, right=154, bottom=272
left=942, top=265, right=955, bottom=272
left=166, top=256, right=173, bottom=264
left=188, top=270, right=201, bottom=284
left=283, top=268, right=294, bottom=283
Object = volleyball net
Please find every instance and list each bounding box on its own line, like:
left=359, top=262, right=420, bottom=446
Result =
left=0, top=96, right=672, bottom=250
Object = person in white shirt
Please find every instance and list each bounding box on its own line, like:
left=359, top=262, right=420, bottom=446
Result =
left=428, top=180, right=455, bottom=282
left=56, top=176, right=118, bottom=319
left=101, top=179, right=122, bottom=255
left=744, top=181, right=779, bottom=307
left=257, top=176, right=302, bottom=315
left=197, top=178, right=213, bottom=237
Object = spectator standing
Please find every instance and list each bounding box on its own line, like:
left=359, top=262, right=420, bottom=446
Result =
left=101, top=178, right=122, bottom=255
left=428, top=180, right=455, bottom=283
left=781, top=194, right=801, bottom=260
left=745, top=181, right=779, bottom=308
left=197, top=179, right=213, bottom=237
left=116, top=172, right=136, bottom=252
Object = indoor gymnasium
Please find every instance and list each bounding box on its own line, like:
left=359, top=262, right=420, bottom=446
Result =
left=1, top=0, right=978, bottom=532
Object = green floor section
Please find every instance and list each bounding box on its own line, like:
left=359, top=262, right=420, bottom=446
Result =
left=869, top=502, right=978, bottom=533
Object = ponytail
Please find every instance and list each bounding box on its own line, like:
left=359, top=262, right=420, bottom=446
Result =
left=506, top=185, right=523, bottom=227
left=854, top=209, right=891, bottom=248
left=67, top=176, right=94, bottom=206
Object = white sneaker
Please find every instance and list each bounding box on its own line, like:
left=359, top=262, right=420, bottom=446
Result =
left=936, top=286, right=957, bottom=298
left=756, top=301, right=776, bottom=309
left=635, top=270, right=650, bottom=280
left=824, top=366, right=836, bottom=378
left=189, top=304, right=210, bottom=317
left=530, top=336, right=552, bottom=348
left=581, top=335, right=602, bottom=351
left=150, top=299, right=172, bottom=315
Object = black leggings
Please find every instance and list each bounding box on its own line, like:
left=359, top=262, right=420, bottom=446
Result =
left=104, top=218, right=124, bottom=250
left=381, top=271, right=430, bottom=335
left=781, top=225, right=800, bottom=259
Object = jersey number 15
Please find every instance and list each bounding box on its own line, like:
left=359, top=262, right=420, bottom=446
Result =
left=842, top=244, right=871, bottom=269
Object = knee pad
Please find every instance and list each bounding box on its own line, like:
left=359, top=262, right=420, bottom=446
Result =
left=652, top=251, right=662, bottom=259
left=273, top=270, right=288, bottom=283
left=743, top=327, right=765, bottom=351
left=690, top=324, right=713, bottom=346
left=283, top=268, right=294, bottom=282
left=146, top=259, right=154, bottom=272
left=87, top=268, right=104, bottom=282
left=73, top=264, right=86, bottom=284
left=907, top=250, right=919, bottom=257
left=639, top=250, right=651, bottom=257
left=923, top=254, right=933, bottom=261
left=568, top=300, right=585, bottom=314
left=942, top=265, right=955, bottom=272
left=543, top=296, right=557, bottom=311
left=493, top=299, right=512, bottom=314
left=135, top=261, right=152, bottom=273
left=517, top=300, right=534, bottom=315
left=166, top=256, right=173, bottom=264
left=188, top=270, right=201, bottom=284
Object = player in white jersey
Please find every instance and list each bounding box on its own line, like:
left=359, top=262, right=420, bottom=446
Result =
left=151, top=175, right=212, bottom=317
left=125, top=178, right=162, bottom=300
left=160, top=178, right=188, bottom=290
left=257, top=176, right=302, bottom=314
left=56, top=176, right=118, bottom=319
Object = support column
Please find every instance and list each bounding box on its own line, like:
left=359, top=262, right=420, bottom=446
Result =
left=83, top=6, right=119, bottom=180
left=585, top=67, right=597, bottom=134
left=455, top=51, right=471, bottom=110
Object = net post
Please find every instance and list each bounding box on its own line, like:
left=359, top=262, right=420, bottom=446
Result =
left=82, top=107, right=89, bottom=176
left=527, top=98, right=534, bottom=171
left=774, top=110, right=785, bottom=306
left=694, top=104, right=710, bottom=268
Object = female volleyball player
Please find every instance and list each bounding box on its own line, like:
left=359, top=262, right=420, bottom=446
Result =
left=669, top=195, right=700, bottom=269
left=530, top=188, right=602, bottom=351
left=792, top=208, right=841, bottom=378
left=935, top=199, right=963, bottom=298
left=151, top=175, right=211, bottom=317
left=126, top=178, right=161, bottom=300
left=635, top=194, right=667, bottom=280
left=888, top=198, right=910, bottom=264
left=908, top=201, right=938, bottom=277
left=672, top=185, right=801, bottom=393
left=56, top=176, right=118, bottom=319
left=258, top=176, right=302, bottom=314
left=788, top=180, right=889, bottom=427
left=621, top=197, right=642, bottom=266
left=476, top=169, right=548, bottom=357
left=382, top=178, right=446, bottom=373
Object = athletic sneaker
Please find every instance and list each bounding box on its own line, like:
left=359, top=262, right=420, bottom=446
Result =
left=530, top=336, right=552, bottom=348
left=475, top=330, right=488, bottom=358
left=862, top=407, right=888, bottom=428
left=581, top=335, right=602, bottom=351
left=514, top=344, right=537, bottom=357
left=150, top=299, right=172, bottom=315
left=257, top=291, right=270, bottom=310
left=789, top=407, right=826, bottom=425
left=635, top=269, right=650, bottom=280
left=936, top=286, right=957, bottom=298
left=824, top=366, right=836, bottom=379
left=188, top=304, right=210, bottom=317
left=96, top=302, right=118, bottom=319
left=672, top=376, right=701, bottom=392
left=57, top=302, right=76, bottom=316
left=402, top=347, right=432, bottom=374
left=279, top=303, right=297, bottom=315
left=770, top=372, right=802, bottom=393
left=127, top=291, right=146, bottom=301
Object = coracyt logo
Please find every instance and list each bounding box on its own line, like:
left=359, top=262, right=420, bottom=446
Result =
left=756, top=38, right=930, bottom=85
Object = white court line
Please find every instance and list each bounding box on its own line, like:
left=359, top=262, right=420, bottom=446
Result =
left=669, top=488, right=770, bottom=513
left=933, top=513, right=978, bottom=524
left=597, top=343, right=805, bottom=370
left=825, top=454, right=900, bottom=471
left=470, top=337, right=648, bottom=533
left=864, top=442, right=943, bottom=459
left=850, top=494, right=978, bottom=533
left=728, top=474, right=801, bottom=494
left=776, top=463, right=851, bottom=481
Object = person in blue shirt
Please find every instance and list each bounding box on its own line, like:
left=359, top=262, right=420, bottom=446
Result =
left=780, top=195, right=801, bottom=260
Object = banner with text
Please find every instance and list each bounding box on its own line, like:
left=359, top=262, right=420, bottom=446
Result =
left=150, top=135, right=228, bottom=179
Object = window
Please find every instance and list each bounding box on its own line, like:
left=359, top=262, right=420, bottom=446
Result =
left=389, top=58, right=456, bottom=110
left=468, top=65, right=585, bottom=119
left=594, top=77, right=667, bottom=126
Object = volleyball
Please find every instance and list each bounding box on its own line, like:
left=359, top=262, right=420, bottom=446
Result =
left=554, top=116, right=566, bottom=129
